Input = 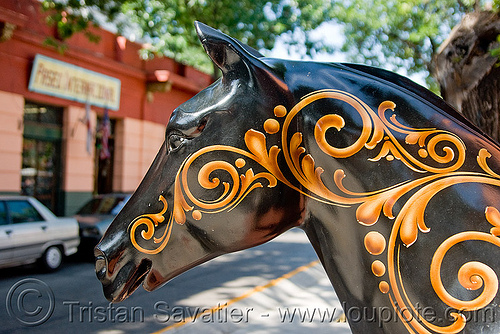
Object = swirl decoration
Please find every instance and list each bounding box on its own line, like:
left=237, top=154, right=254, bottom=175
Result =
left=128, top=195, right=172, bottom=254
left=129, top=144, right=280, bottom=254
left=129, top=89, right=500, bottom=332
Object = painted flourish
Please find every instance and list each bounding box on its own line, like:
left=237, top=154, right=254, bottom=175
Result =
left=129, top=89, right=500, bottom=333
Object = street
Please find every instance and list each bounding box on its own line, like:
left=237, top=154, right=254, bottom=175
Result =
left=0, top=228, right=351, bottom=334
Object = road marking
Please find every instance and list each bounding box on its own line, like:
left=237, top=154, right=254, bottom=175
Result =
left=152, top=259, right=320, bottom=333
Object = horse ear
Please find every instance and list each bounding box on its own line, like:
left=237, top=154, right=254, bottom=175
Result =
left=195, top=21, right=266, bottom=78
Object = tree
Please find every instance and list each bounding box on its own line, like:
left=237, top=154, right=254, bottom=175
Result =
left=433, top=10, right=500, bottom=139
left=329, top=0, right=500, bottom=139
left=329, top=1, right=476, bottom=88
left=41, top=0, right=333, bottom=74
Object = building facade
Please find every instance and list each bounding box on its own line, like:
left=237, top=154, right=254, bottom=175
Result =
left=0, top=0, right=212, bottom=215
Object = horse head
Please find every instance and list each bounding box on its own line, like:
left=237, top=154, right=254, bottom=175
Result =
left=96, top=22, right=500, bottom=333
left=95, top=22, right=302, bottom=303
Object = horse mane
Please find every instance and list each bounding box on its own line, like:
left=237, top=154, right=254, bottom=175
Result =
left=337, top=63, right=494, bottom=144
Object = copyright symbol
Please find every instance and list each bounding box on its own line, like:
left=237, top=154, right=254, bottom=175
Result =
left=6, top=278, right=55, bottom=326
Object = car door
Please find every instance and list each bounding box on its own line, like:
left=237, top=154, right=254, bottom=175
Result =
left=5, top=199, right=50, bottom=263
left=0, top=201, right=14, bottom=267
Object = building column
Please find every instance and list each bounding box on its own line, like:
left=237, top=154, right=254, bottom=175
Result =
left=63, top=105, right=96, bottom=215
left=113, top=118, right=165, bottom=193
left=140, top=120, right=165, bottom=176
left=0, top=91, right=24, bottom=195
left=113, top=117, right=143, bottom=193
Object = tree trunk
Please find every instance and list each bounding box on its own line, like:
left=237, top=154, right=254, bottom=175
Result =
left=461, top=65, right=500, bottom=139
left=433, top=11, right=500, bottom=140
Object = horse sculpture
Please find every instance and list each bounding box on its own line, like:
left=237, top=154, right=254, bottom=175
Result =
left=95, top=22, right=500, bottom=333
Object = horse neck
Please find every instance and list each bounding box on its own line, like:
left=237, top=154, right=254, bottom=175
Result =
left=301, top=202, right=383, bottom=302
left=300, top=204, right=394, bottom=334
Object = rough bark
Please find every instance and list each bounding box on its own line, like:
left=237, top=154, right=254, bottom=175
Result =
left=433, top=11, right=500, bottom=140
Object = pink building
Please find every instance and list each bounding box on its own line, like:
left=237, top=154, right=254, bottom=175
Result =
left=0, top=0, right=212, bottom=215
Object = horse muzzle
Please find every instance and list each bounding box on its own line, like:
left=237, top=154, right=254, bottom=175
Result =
left=94, top=242, right=152, bottom=302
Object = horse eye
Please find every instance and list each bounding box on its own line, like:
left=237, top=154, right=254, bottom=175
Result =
left=167, top=134, right=186, bottom=153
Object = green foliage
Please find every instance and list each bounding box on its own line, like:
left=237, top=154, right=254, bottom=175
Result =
left=41, top=0, right=332, bottom=73
left=328, top=0, right=500, bottom=90
left=40, top=0, right=500, bottom=88
left=328, top=0, right=482, bottom=88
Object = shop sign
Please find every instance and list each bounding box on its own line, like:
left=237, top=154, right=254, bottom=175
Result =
left=28, top=54, right=121, bottom=110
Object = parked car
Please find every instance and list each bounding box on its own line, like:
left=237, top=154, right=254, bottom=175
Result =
left=0, top=196, right=80, bottom=271
left=74, top=193, right=131, bottom=255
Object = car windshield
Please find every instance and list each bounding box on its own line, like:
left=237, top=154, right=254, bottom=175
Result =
left=77, top=196, right=129, bottom=215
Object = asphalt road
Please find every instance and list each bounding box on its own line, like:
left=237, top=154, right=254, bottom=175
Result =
left=0, top=228, right=351, bottom=334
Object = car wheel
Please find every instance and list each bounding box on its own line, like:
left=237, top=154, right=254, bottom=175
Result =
left=41, top=246, right=63, bottom=271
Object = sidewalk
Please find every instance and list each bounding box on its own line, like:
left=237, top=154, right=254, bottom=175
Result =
left=153, top=230, right=352, bottom=334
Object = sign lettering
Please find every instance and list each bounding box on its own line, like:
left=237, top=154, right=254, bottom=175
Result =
left=29, top=54, right=121, bottom=110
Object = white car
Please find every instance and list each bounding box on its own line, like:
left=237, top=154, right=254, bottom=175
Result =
left=0, top=196, right=80, bottom=271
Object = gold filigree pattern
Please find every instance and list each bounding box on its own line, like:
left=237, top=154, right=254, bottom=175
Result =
left=129, top=89, right=500, bottom=333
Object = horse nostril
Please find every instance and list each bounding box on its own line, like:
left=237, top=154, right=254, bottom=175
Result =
left=96, top=257, right=107, bottom=281
left=94, top=248, right=107, bottom=282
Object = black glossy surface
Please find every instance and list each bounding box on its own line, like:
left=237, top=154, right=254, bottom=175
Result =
left=96, top=22, right=500, bottom=333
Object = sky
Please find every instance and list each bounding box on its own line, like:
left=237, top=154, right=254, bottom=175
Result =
left=269, top=21, right=346, bottom=62
left=268, top=21, right=428, bottom=88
